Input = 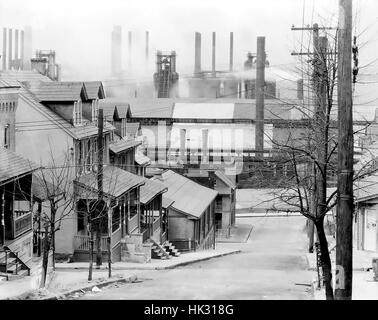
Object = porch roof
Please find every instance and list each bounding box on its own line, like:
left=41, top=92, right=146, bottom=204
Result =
left=140, top=178, right=167, bottom=205
left=135, top=152, right=151, bottom=166
left=109, top=138, right=141, bottom=154
left=0, top=148, right=40, bottom=185
left=75, top=166, right=145, bottom=198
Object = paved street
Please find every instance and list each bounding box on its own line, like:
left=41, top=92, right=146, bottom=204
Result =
left=77, top=215, right=313, bottom=300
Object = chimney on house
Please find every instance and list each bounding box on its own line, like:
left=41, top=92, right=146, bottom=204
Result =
left=212, top=32, right=216, bottom=75
left=255, top=36, right=266, bottom=159
left=111, top=25, right=122, bottom=75
left=202, top=128, right=209, bottom=164
left=180, top=128, right=186, bottom=163
left=2, top=28, right=7, bottom=70
left=23, top=25, right=32, bottom=70
left=229, top=32, right=234, bottom=72
left=194, top=32, right=201, bottom=75
left=8, top=29, right=12, bottom=70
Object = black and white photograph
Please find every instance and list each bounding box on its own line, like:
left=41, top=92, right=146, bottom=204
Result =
left=0, top=0, right=377, bottom=306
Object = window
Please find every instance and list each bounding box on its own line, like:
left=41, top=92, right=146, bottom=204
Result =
left=73, top=100, right=83, bottom=126
left=4, top=124, right=9, bottom=148
left=92, top=99, right=99, bottom=123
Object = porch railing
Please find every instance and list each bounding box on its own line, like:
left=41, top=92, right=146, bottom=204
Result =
left=161, top=231, right=167, bottom=244
left=198, top=226, right=215, bottom=250
left=142, top=229, right=149, bottom=243
left=153, top=217, right=161, bottom=233
left=74, top=227, right=122, bottom=252
left=111, top=227, right=122, bottom=249
left=128, top=214, right=139, bottom=233
left=13, top=211, right=32, bottom=238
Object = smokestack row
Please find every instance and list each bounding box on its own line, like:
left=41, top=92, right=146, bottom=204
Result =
left=193, top=31, right=234, bottom=76
left=110, top=27, right=150, bottom=76
left=1, top=27, right=32, bottom=71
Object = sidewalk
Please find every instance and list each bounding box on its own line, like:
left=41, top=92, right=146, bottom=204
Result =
left=306, top=240, right=378, bottom=300
left=55, top=245, right=241, bottom=271
left=216, top=224, right=253, bottom=243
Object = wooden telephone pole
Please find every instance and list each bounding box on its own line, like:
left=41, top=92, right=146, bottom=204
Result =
left=96, top=108, right=104, bottom=268
left=335, top=0, right=353, bottom=300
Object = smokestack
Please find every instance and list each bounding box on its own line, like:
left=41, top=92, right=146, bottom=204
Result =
left=202, top=129, right=209, bottom=164
left=194, top=32, right=201, bottom=75
left=111, top=25, right=122, bottom=75
left=229, top=32, right=234, bottom=71
left=23, top=26, right=32, bottom=70
left=145, top=31, right=149, bottom=62
left=212, top=32, right=216, bottom=75
left=20, top=30, right=24, bottom=70
left=8, top=29, right=12, bottom=70
left=255, top=36, right=265, bottom=159
left=128, top=31, right=132, bottom=72
left=180, top=129, right=186, bottom=163
left=14, top=29, right=19, bottom=69
left=2, top=28, right=7, bottom=70
left=48, top=52, right=55, bottom=79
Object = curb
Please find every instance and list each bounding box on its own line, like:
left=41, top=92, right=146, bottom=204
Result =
left=41, top=274, right=138, bottom=300
left=55, top=250, right=242, bottom=271
left=155, top=250, right=242, bottom=270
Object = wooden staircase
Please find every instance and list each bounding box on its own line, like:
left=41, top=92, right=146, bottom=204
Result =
left=163, top=241, right=181, bottom=257
left=0, top=248, right=30, bottom=281
left=149, top=239, right=172, bottom=260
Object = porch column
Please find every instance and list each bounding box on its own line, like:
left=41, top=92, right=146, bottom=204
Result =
left=122, top=201, right=126, bottom=237
left=159, top=196, right=163, bottom=244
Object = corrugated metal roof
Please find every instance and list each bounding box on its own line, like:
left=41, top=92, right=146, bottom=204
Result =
left=158, top=170, right=218, bottom=219
left=0, top=148, right=40, bottom=184
left=215, top=171, right=236, bottom=189
left=84, top=81, right=105, bottom=100
left=75, top=166, right=145, bottom=198
left=140, top=178, right=167, bottom=204
left=135, top=152, right=151, bottom=166
left=109, top=138, right=141, bottom=154
left=129, top=99, right=175, bottom=118
left=30, top=82, right=88, bottom=102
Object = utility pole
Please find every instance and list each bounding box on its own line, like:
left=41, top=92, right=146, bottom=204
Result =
left=96, top=108, right=104, bottom=268
left=335, top=0, right=353, bottom=300
left=255, top=36, right=265, bottom=160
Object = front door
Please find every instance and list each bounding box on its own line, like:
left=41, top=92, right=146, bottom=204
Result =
left=364, top=209, right=377, bottom=251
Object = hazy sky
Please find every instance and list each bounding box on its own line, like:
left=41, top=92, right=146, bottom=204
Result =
left=0, top=0, right=378, bottom=103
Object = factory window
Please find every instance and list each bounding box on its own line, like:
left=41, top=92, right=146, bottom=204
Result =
left=4, top=124, right=9, bottom=148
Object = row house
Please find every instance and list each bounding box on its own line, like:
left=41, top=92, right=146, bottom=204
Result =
left=154, top=170, right=218, bottom=252
left=0, top=82, right=39, bottom=279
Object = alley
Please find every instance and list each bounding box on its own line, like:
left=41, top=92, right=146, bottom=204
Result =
left=77, top=215, right=313, bottom=300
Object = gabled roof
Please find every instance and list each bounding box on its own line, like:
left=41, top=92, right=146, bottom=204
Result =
left=140, top=178, right=167, bottom=205
left=156, top=170, right=218, bottom=219
left=215, top=170, right=236, bottom=190
left=98, top=99, right=131, bottom=121
left=0, top=148, right=40, bottom=185
left=84, top=81, right=105, bottom=100
left=126, top=122, right=141, bottom=137
left=109, top=138, right=141, bottom=154
left=30, top=82, right=88, bottom=102
left=75, top=166, right=145, bottom=198
left=128, top=98, right=175, bottom=118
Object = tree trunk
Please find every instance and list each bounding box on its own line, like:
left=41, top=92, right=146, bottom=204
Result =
left=95, top=220, right=102, bottom=268
left=50, top=205, right=56, bottom=270
left=88, top=203, right=93, bottom=281
left=315, top=217, right=334, bottom=300
left=40, top=225, right=51, bottom=288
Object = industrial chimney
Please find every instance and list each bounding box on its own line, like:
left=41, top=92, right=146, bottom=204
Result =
left=194, top=32, right=201, bottom=75
left=2, top=28, right=7, bottom=70
left=128, top=31, right=132, bottom=73
left=23, top=26, right=32, bottom=70
left=255, top=36, right=265, bottom=159
left=229, top=32, right=234, bottom=72
left=111, top=25, right=122, bottom=75
left=212, top=32, right=216, bottom=75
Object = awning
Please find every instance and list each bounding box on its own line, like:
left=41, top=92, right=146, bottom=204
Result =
left=109, top=139, right=141, bottom=154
